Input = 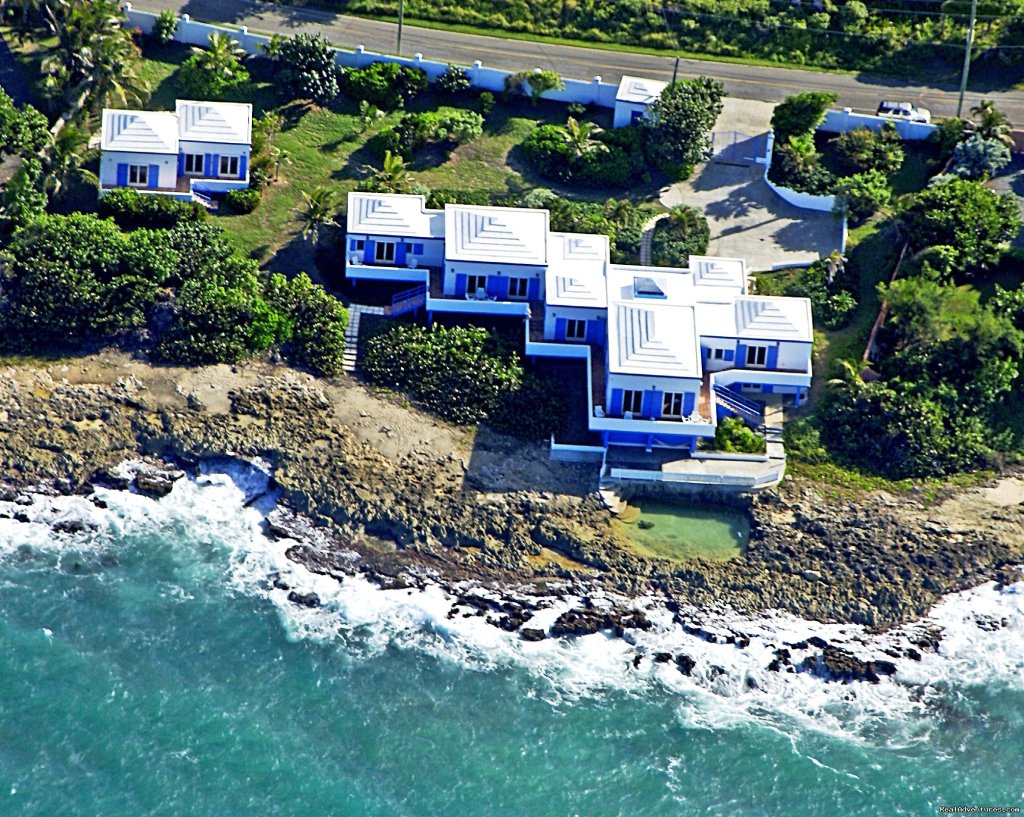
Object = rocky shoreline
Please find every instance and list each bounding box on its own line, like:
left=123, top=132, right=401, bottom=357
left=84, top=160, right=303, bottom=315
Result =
left=1, top=353, right=1023, bottom=683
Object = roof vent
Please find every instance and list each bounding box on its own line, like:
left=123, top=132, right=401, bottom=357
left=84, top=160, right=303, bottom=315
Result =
left=633, top=276, right=666, bottom=299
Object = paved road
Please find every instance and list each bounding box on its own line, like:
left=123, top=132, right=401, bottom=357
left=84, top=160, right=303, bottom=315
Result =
left=134, top=0, right=1024, bottom=123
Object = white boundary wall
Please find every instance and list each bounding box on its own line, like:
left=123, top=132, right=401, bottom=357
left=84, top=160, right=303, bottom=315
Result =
left=123, top=3, right=620, bottom=108
left=761, top=131, right=837, bottom=213
left=819, top=108, right=938, bottom=140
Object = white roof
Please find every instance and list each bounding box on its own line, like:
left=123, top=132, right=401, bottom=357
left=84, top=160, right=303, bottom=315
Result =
left=734, top=296, right=813, bottom=342
left=444, top=204, right=548, bottom=265
left=608, top=301, right=700, bottom=378
left=545, top=232, right=609, bottom=307
left=176, top=99, right=253, bottom=145
left=346, top=192, right=443, bottom=238
left=101, top=109, right=178, bottom=154
left=690, top=256, right=747, bottom=292
left=616, top=75, right=668, bottom=106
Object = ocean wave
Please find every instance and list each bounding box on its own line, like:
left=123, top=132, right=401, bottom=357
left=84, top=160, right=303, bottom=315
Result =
left=2, top=462, right=1021, bottom=744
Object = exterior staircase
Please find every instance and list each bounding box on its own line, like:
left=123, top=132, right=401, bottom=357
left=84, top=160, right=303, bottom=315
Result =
left=711, top=383, right=764, bottom=426
left=385, top=284, right=426, bottom=316
left=341, top=303, right=384, bottom=374
left=639, top=213, right=669, bottom=266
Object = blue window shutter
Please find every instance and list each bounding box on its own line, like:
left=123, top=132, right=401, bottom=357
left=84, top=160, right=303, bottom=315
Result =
left=203, top=154, right=212, bottom=177
left=762, top=384, right=773, bottom=394
left=767, top=345, right=779, bottom=369
left=364, top=239, right=375, bottom=264
left=723, top=348, right=735, bottom=362
left=683, top=392, right=695, bottom=416
left=116, top=163, right=128, bottom=186
left=148, top=164, right=159, bottom=189
left=555, top=318, right=567, bottom=341
left=239, top=153, right=248, bottom=181
left=585, top=319, right=603, bottom=345
left=395, top=242, right=407, bottom=266
left=642, top=390, right=661, bottom=419
left=212, top=154, right=220, bottom=178
left=177, top=153, right=185, bottom=175
left=609, top=389, right=623, bottom=416
left=413, top=243, right=423, bottom=254
left=485, top=276, right=502, bottom=297
left=528, top=277, right=540, bottom=301
left=454, top=274, right=467, bottom=298
left=349, top=239, right=357, bottom=251
left=736, top=344, right=746, bottom=366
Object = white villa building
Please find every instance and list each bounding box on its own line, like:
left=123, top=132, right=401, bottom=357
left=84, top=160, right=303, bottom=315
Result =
left=99, top=99, right=253, bottom=201
left=344, top=191, right=812, bottom=463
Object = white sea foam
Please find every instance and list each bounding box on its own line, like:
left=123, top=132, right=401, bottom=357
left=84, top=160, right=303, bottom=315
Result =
left=3, top=462, right=1022, bottom=743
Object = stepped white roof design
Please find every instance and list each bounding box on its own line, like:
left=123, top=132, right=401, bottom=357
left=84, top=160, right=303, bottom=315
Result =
left=101, top=109, right=179, bottom=154
left=690, top=256, right=747, bottom=291
left=734, top=296, right=813, bottom=341
left=444, top=204, right=548, bottom=265
left=176, top=99, right=253, bottom=144
left=608, top=301, right=700, bottom=377
left=545, top=232, right=609, bottom=307
left=615, top=75, right=668, bottom=106
left=347, top=192, right=442, bottom=238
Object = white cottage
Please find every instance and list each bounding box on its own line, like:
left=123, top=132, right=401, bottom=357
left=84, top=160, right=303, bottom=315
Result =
left=613, top=75, right=668, bottom=128
left=99, top=99, right=252, bottom=200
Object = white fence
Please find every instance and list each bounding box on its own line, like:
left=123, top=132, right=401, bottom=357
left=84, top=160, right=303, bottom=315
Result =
left=122, top=3, right=620, bottom=109
left=820, top=108, right=938, bottom=141
left=761, top=131, right=837, bottom=213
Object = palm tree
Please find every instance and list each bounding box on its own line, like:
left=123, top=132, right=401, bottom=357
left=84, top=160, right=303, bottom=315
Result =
left=562, top=116, right=607, bottom=159
left=296, top=186, right=339, bottom=244
left=41, top=124, right=97, bottom=196
left=41, top=0, right=149, bottom=115
left=358, top=99, right=384, bottom=134
left=969, top=100, right=1014, bottom=148
left=364, top=150, right=411, bottom=194
left=271, top=146, right=291, bottom=182
left=194, top=32, right=247, bottom=85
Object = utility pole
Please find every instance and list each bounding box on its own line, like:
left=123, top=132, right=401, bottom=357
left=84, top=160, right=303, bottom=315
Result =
left=956, top=0, right=978, bottom=119
left=672, top=56, right=679, bottom=84
left=396, top=0, right=405, bottom=55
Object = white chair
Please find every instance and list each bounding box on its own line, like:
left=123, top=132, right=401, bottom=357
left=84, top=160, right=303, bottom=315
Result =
left=594, top=405, right=605, bottom=418
left=624, top=411, right=634, bottom=420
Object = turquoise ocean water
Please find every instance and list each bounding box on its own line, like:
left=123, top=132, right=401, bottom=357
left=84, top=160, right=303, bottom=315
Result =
left=1, top=466, right=1022, bottom=816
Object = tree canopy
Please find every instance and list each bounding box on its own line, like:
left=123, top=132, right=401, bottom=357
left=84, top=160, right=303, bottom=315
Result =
left=645, top=76, right=725, bottom=174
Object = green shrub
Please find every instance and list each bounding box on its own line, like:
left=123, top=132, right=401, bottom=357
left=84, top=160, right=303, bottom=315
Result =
left=520, top=124, right=576, bottom=182
left=504, top=69, right=563, bottom=105
left=833, top=168, right=891, bottom=224
left=769, top=139, right=835, bottom=195
left=381, top=110, right=484, bottom=159
left=426, top=188, right=491, bottom=208
left=362, top=324, right=523, bottom=424
left=930, top=117, right=969, bottom=163
left=0, top=90, right=49, bottom=158
left=266, top=272, right=348, bottom=376
left=949, top=133, right=1011, bottom=180
left=0, top=157, right=46, bottom=228
left=153, top=9, right=178, bottom=44
left=98, top=188, right=207, bottom=231
left=275, top=33, right=340, bottom=105
left=645, top=76, right=725, bottom=175
left=476, top=91, right=495, bottom=117
left=770, top=91, right=837, bottom=142
left=223, top=188, right=262, bottom=214
left=781, top=252, right=858, bottom=329
left=178, top=52, right=250, bottom=100
left=342, top=62, right=427, bottom=109
left=832, top=125, right=904, bottom=175
left=649, top=206, right=710, bottom=267
left=437, top=64, right=470, bottom=95
left=488, top=373, right=571, bottom=440
left=711, top=416, right=766, bottom=454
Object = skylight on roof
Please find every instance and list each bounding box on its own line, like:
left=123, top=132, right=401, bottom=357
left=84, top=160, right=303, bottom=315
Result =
left=633, top=276, right=666, bottom=299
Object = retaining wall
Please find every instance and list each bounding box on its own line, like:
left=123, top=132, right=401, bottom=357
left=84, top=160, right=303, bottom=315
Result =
left=123, top=3, right=620, bottom=108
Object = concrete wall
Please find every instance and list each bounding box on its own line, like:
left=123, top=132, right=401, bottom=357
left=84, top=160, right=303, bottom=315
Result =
left=820, top=108, right=937, bottom=141
left=762, top=131, right=836, bottom=213
left=123, top=4, right=620, bottom=109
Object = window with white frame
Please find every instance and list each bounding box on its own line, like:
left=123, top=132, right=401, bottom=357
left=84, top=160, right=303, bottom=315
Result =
left=662, top=392, right=684, bottom=418
left=128, top=164, right=149, bottom=186
left=183, top=153, right=203, bottom=175
left=374, top=241, right=396, bottom=263
left=622, top=389, right=643, bottom=416
left=507, top=277, right=528, bottom=299
left=746, top=345, right=768, bottom=367
left=710, top=348, right=726, bottom=361
left=219, top=155, right=240, bottom=177
left=467, top=275, right=486, bottom=295
left=565, top=319, right=586, bottom=340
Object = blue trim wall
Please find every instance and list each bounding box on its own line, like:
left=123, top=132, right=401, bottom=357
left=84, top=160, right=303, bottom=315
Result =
left=641, top=390, right=662, bottom=419
left=608, top=388, right=623, bottom=416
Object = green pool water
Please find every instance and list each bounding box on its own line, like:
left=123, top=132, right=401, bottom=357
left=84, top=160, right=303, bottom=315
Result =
left=612, top=498, right=750, bottom=562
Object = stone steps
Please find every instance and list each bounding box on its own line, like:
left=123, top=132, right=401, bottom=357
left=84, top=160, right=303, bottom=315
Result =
left=341, top=304, right=384, bottom=373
